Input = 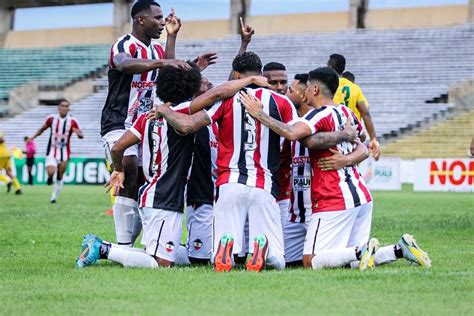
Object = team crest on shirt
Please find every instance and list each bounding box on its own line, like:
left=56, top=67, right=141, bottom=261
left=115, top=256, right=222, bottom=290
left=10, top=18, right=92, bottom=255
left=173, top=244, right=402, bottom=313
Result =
left=165, top=241, right=175, bottom=252
left=193, top=239, right=203, bottom=250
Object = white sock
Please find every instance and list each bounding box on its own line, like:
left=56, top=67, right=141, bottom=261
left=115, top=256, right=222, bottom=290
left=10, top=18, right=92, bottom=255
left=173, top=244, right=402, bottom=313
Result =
left=130, top=206, right=143, bottom=245
left=107, top=246, right=158, bottom=268
left=311, top=247, right=357, bottom=270
left=374, top=245, right=398, bottom=265
left=266, top=246, right=285, bottom=270
left=113, top=197, right=137, bottom=246
left=174, top=245, right=191, bottom=266
left=51, top=179, right=63, bottom=200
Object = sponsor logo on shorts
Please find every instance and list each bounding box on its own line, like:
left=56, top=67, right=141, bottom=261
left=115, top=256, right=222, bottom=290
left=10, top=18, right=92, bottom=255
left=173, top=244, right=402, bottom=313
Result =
left=165, top=241, right=175, bottom=253
left=193, top=239, right=203, bottom=250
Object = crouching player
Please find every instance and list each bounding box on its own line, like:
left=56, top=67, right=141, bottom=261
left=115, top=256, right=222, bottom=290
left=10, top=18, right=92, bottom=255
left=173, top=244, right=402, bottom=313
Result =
left=240, top=67, right=431, bottom=270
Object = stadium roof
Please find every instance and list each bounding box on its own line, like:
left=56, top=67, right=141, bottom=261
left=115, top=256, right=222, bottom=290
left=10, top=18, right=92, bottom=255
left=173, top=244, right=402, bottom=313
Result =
left=1, top=0, right=118, bottom=9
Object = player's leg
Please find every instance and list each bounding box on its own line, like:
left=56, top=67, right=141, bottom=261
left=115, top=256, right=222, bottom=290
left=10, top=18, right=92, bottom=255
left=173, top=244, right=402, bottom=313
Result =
left=186, top=203, right=213, bottom=264
left=283, top=220, right=308, bottom=267
left=277, top=198, right=291, bottom=233
left=50, top=160, right=67, bottom=203
left=26, top=157, right=34, bottom=185
left=302, top=207, right=377, bottom=270
left=45, top=155, right=57, bottom=186
left=247, top=188, right=285, bottom=271
left=129, top=166, right=145, bottom=245
left=212, top=183, right=248, bottom=272
left=4, top=165, right=21, bottom=195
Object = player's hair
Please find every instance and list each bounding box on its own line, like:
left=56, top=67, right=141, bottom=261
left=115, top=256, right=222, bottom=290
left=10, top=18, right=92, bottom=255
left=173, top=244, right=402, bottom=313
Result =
left=263, top=62, right=286, bottom=72
left=308, top=67, right=339, bottom=97
left=328, top=53, right=346, bottom=75
left=131, top=0, right=161, bottom=19
left=294, top=73, right=309, bottom=86
left=155, top=62, right=202, bottom=104
left=342, top=71, right=355, bottom=83
left=58, top=98, right=70, bottom=105
left=232, top=52, right=263, bottom=74
left=24, top=136, right=28, bottom=141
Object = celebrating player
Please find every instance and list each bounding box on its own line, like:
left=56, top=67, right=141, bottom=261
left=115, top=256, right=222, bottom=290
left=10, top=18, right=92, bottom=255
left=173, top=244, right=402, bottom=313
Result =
left=100, top=0, right=190, bottom=248
left=263, top=62, right=288, bottom=95
left=31, top=99, right=83, bottom=203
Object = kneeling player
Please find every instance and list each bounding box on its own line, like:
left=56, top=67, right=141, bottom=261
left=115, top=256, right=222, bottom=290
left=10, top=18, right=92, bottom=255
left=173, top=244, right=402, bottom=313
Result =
left=241, top=67, right=431, bottom=270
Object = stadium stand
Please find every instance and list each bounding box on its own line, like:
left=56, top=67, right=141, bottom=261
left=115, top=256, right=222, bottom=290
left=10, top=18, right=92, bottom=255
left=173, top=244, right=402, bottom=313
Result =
left=0, top=24, right=473, bottom=158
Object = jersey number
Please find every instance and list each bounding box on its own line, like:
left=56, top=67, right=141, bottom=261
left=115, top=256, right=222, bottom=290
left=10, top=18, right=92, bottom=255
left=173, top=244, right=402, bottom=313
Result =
left=244, top=112, right=257, bottom=151
left=341, top=86, right=350, bottom=107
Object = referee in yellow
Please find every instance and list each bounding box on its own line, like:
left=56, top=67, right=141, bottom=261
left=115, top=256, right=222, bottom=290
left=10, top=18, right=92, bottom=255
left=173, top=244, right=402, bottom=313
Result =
left=0, top=131, right=22, bottom=194
left=328, top=54, right=380, bottom=160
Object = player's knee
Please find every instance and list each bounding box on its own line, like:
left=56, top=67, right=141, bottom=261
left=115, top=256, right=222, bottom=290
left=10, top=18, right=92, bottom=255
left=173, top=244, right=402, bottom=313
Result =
left=157, top=257, right=173, bottom=268
left=303, top=255, right=314, bottom=269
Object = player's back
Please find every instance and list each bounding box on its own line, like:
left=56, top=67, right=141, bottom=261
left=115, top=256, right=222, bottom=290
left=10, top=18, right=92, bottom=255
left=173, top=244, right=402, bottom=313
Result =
left=206, top=86, right=297, bottom=197
left=333, top=77, right=368, bottom=120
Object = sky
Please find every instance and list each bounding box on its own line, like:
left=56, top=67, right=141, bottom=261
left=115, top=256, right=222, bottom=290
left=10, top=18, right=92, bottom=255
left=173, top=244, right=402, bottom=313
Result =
left=14, top=0, right=468, bottom=30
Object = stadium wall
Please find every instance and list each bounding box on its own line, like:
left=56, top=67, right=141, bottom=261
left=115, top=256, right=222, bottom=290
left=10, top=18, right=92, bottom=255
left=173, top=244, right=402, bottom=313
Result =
left=3, top=4, right=469, bottom=48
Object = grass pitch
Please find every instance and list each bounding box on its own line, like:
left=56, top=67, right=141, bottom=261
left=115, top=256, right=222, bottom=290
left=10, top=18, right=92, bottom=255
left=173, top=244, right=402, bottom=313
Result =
left=1, top=185, right=472, bottom=315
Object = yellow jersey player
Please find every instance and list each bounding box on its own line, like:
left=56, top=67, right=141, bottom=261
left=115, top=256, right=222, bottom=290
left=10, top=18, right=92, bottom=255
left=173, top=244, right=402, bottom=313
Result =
left=0, top=131, right=22, bottom=194
left=329, top=54, right=380, bottom=160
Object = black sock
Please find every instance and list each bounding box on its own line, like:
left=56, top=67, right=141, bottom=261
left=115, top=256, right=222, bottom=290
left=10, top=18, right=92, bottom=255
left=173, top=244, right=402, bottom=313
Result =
left=99, top=242, right=111, bottom=259
left=355, top=246, right=362, bottom=261
left=394, top=245, right=403, bottom=259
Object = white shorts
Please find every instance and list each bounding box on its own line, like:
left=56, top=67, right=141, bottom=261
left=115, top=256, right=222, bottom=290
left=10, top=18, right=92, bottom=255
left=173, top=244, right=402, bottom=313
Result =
left=140, top=207, right=183, bottom=262
left=45, top=155, right=64, bottom=168
left=283, top=220, right=308, bottom=263
left=303, top=202, right=373, bottom=255
left=186, top=203, right=213, bottom=259
left=213, top=183, right=284, bottom=257
left=278, top=199, right=291, bottom=229
left=102, top=129, right=139, bottom=166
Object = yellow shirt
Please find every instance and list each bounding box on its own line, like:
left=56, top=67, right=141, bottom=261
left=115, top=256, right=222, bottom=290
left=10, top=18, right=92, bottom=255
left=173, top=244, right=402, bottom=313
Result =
left=333, top=77, right=369, bottom=121
left=0, top=142, right=11, bottom=160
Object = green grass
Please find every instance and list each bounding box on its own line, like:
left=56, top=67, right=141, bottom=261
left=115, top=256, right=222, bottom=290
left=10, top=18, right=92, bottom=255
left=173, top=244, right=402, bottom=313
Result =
left=1, top=185, right=473, bottom=315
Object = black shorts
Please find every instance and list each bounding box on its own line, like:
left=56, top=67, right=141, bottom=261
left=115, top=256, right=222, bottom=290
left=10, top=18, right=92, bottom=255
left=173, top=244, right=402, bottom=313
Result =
left=26, top=157, right=35, bottom=167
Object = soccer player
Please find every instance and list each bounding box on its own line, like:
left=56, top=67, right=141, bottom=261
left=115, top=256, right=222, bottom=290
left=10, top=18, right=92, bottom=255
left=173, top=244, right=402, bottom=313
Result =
left=76, top=64, right=265, bottom=269
left=153, top=53, right=357, bottom=272
left=240, top=67, right=431, bottom=270
left=342, top=71, right=355, bottom=83
left=328, top=54, right=380, bottom=160
left=30, top=99, right=83, bottom=202
left=0, top=131, right=22, bottom=195
left=100, top=0, right=190, bottom=248
left=263, top=62, right=288, bottom=95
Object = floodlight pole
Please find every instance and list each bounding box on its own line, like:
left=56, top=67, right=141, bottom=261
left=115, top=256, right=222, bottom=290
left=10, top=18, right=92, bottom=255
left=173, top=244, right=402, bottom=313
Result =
left=231, top=0, right=251, bottom=34
left=469, top=0, right=474, bottom=23
left=114, top=0, right=133, bottom=38
left=349, top=0, right=369, bottom=29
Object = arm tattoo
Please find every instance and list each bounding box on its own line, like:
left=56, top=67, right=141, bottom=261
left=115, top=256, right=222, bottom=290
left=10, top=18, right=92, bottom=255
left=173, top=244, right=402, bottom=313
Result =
left=256, top=110, right=294, bottom=139
left=302, top=131, right=345, bottom=150
left=161, top=108, right=210, bottom=134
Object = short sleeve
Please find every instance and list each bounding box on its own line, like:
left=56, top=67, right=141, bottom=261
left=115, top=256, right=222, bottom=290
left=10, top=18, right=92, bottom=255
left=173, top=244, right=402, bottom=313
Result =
left=357, top=89, right=369, bottom=108
left=342, top=106, right=364, bottom=137
left=273, top=94, right=298, bottom=124
left=130, top=113, right=147, bottom=141
left=153, top=43, right=165, bottom=59
left=302, top=108, right=333, bottom=135
left=71, top=118, right=80, bottom=130
left=110, top=36, right=137, bottom=68
left=204, top=100, right=225, bottom=124
left=45, top=115, right=53, bottom=127
left=173, top=101, right=191, bottom=114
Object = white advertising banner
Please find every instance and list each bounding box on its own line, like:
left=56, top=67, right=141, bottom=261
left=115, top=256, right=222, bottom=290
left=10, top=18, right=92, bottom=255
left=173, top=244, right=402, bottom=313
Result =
left=358, top=157, right=401, bottom=191
left=414, top=158, right=474, bottom=192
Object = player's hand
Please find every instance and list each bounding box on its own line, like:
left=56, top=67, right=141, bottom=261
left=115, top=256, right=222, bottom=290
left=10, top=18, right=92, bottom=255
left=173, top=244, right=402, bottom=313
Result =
left=240, top=17, right=255, bottom=44
left=163, top=59, right=191, bottom=70
left=165, top=8, right=181, bottom=36
left=240, top=91, right=263, bottom=118
left=318, top=148, right=349, bottom=171
left=369, top=138, right=381, bottom=161
left=342, top=118, right=358, bottom=142
left=251, top=76, right=271, bottom=88
left=105, top=171, right=125, bottom=196
left=192, top=52, right=218, bottom=72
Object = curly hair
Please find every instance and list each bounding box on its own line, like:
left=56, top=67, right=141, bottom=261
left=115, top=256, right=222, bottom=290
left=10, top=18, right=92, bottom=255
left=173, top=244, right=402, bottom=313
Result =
left=155, top=63, right=202, bottom=104
left=232, top=52, right=262, bottom=74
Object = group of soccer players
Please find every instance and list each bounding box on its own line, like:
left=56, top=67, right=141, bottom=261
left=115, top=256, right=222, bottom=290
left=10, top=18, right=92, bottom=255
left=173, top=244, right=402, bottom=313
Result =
left=75, top=0, right=431, bottom=272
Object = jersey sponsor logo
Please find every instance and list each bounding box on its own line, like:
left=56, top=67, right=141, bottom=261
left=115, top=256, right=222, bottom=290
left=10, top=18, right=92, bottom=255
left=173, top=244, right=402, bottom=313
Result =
left=165, top=241, right=175, bottom=253
left=193, top=239, right=203, bottom=250
left=292, top=156, right=310, bottom=165
left=210, top=140, right=218, bottom=149
left=293, top=175, right=310, bottom=191
left=131, top=81, right=156, bottom=89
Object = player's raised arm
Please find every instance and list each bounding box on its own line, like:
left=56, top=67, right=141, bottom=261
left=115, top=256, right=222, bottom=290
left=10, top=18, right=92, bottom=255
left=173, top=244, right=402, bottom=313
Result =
left=164, top=8, right=180, bottom=59
left=228, top=17, right=255, bottom=80
left=189, top=76, right=269, bottom=113
left=155, top=103, right=211, bottom=135
left=317, top=140, right=369, bottom=171
left=240, top=90, right=312, bottom=141
left=192, top=52, right=218, bottom=72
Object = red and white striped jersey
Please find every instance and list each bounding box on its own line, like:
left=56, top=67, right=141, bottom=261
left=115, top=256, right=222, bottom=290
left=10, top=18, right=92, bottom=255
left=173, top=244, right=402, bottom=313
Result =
left=277, top=139, right=292, bottom=201
left=101, top=34, right=165, bottom=136
left=289, top=141, right=312, bottom=223
left=130, top=103, right=193, bottom=212
left=44, top=114, right=80, bottom=161
left=205, top=86, right=297, bottom=198
left=301, top=104, right=372, bottom=212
